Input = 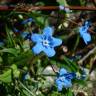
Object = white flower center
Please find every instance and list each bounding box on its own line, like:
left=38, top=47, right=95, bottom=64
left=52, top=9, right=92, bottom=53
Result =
left=42, top=40, right=49, bottom=46
left=59, top=76, right=65, bottom=81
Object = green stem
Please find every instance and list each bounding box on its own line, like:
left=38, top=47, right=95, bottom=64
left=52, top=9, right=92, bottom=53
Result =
left=73, top=35, right=80, bottom=51
left=29, top=54, right=44, bottom=77
left=37, top=74, right=56, bottom=77
left=19, top=81, right=35, bottom=96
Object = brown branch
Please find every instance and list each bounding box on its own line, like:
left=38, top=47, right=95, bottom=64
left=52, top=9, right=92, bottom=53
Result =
left=0, top=5, right=96, bottom=12
left=78, top=45, right=96, bottom=65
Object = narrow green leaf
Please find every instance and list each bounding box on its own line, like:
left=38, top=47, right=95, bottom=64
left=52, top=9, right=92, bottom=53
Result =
left=6, top=25, right=15, bottom=47
left=0, top=48, right=18, bottom=57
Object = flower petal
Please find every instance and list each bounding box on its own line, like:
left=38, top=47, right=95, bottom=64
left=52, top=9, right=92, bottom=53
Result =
left=31, top=34, right=42, bottom=43
left=43, top=26, right=54, bottom=36
left=59, top=68, right=67, bottom=76
left=21, top=18, right=34, bottom=24
left=55, top=79, right=63, bottom=91
left=82, top=33, right=91, bottom=44
left=63, top=79, right=72, bottom=88
left=43, top=47, right=55, bottom=57
left=79, top=27, right=86, bottom=35
left=52, top=37, right=62, bottom=47
left=84, top=21, right=91, bottom=28
left=32, top=43, right=43, bottom=54
left=65, top=73, right=76, bottom=79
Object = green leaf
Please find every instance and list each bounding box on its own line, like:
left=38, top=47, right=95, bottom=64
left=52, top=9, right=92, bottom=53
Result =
left=6, top=25, right=15, bottom=47
left=67, top=89, right=74, bottom=96
left=63, top=56, right=79, bottom=72
left=0, top=48, right=18, bottom=56
left=57, top=0, right=68, bottom=6
left=0, top=56, right=3, bottom=63
left=79, top=0, right=86, bottom=5
left=19, top=81, right=35, bottom=96
left=22, top=89, right=31, bottom=96
left=0, top=69, right=12, bottom=83
left=13, top=50, right=32, bottom=66
left=0, top=64, right=19, bottom=83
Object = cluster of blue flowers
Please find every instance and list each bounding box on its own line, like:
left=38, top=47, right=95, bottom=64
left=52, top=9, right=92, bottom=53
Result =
left=13, top=18, right=89, bottom=92
left=14, top=18, right=93, bottom=57
left=79, top=20, right=92, bottom=44
left=55, top=68, right=88, bottom=91
left=14, top=18, right=62, bottom=57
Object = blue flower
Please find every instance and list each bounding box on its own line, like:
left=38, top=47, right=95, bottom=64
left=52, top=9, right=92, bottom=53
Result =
left=55, top=68, right=76, bottom=91
left=21, top=18, right=34, bottom=24
left=13, top=18, right=34, bottom=33
left=31, top=26, right=62, bottom=57
left=79, top=21, right=91, bottom=44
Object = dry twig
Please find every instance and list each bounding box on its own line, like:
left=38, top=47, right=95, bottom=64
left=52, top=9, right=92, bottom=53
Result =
left=78, top=46, right=96, bottom=65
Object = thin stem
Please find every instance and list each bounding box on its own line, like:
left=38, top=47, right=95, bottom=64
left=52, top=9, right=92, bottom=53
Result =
left=73, top=35, right=80, bottom=51
left=37, top=74, right=56, bottom=77
left=0, top=5, right=96, bottom=11
left=47, top=58, right=58, bottom=73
